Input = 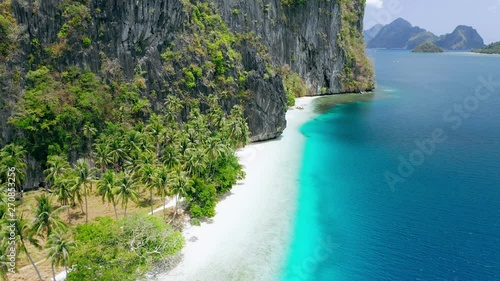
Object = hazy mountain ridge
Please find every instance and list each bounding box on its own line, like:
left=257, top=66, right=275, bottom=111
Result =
left=363, top=24, right=383, bottom=43
left=365, top=18, right=485, bottom=51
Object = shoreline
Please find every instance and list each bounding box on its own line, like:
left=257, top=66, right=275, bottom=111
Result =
left=156, top=97, right=319, bottom=281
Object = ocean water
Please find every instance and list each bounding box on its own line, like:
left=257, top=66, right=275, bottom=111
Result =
left=282, top=50, right=500, bottom=281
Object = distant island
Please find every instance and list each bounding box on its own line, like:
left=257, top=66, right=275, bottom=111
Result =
left=365, top=18, right=485, bottom=51
left=472, top=41, right=500, bottom=54
left=413, top=42, right=444, bottom=53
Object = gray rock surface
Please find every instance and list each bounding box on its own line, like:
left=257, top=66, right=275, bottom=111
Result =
left=6, top=0, right=370, bottom=143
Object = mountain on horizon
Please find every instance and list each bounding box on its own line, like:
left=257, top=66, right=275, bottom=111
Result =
left=365, top=18, right=485, bottom=51
left=363, top=24, right=384, bottom=43
left=435, top=25, right=485, bottom=50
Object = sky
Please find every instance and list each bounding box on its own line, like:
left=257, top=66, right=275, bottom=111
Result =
left=364, top=0, right=500, bottom=44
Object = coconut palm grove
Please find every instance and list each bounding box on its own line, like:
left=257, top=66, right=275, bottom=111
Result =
left=0, top=85, right=249, bottom=280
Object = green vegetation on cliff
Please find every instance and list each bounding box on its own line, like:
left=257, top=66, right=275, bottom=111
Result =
left=338, top=0, right=375, bottom=92
left=282, top=65, right=307, bottom=106
left=412, top=42, right=444, bottom=53
left=0, top=0, right=19, bottom=61
left=473, top=41, right=500, bottom=54
left=280, top=0, right=307, bottom=7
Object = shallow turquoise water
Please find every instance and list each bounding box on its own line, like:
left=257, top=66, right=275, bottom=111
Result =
left=282, top=50, right=500, bottom=281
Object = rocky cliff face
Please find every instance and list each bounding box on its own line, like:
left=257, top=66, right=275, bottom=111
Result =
left=209, top=0, right=374, bottom=94
left=2, top=0, right=372, bottom=143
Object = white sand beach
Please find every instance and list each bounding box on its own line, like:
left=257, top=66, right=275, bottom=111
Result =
left=157, top=97, right=318, bottom=281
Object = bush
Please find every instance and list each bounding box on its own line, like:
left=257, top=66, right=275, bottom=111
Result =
left=281, top=65, right=307, bottom=106
left=286, top=90, right=295, bottom=106
left=187, top=178, right=218, bottom=218
left=183, top=68, right=197, bottom=88
left=190, top=218, right=201, bottom=226
left=69, top=215, right=184, bottom=281
left=82, top=36, right=91, bottom=48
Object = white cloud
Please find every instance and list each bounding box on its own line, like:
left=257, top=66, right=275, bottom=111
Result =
left=367, top=0, right=384, bottom=9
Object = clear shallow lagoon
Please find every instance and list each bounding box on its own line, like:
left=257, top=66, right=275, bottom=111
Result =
left=282, top=50, right=500, bottom=281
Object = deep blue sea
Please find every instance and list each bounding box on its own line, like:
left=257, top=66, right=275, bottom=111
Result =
left=282, top=50, right=500, bottom=281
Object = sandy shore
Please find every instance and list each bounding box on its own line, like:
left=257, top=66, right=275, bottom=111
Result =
left=156, top=97, right=319, bottom=281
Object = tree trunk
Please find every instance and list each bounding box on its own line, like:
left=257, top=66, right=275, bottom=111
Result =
left=52, top=262, right=56, bottom=281
left=84, top=185, right=89, bottom=223
left=67, top=206, right=71, bottom=224
left=24, top=244, right=43, bottom=281
left=124, top=203, right=127, bottom=217
left=171, top=195, right=179, bottom=223
left=112, top=199, right=118, bottom=220
left=163, top=196, right=167, bottom=221
left=150, top=189, right=154, bottom=214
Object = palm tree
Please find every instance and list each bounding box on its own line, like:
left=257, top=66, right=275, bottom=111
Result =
left=54, top=175, right=75, bottom=224
left=206, top=94, right=225, bottom=130
left=44, top=155, right=71, bottom=188
left=164, top=95, right=184, bottom=124
left=205, top=137, right=230, bottom=177
left=0, top=143, right=27, bottom=192
left=0, top=184, right=7, bottom=220
left=82, top=123, right=97, bottom=159
left=1, top=215, right=42, bottom=280
left=170, top=168, right=193, bottom=222
left=70, top=177, right=84, bottom=214
left=0, top=237, right=8, bottom=280
left=115, top=172, right=139, bottom=217
left=74, top=159, right=95, bottom=223
left=107, top=137, right=124, bottom=172
left=183, top=147, right=207, bottom=178
left=145, top=114, right=166, bottom=159
left=31, top=194, right=68, bottom=238
left=153, top=165, right=171, bottom=220
left=136, top=151, right=157, bottom=214
left=93, top=140, right=112, bottom=173
left=122, top=130, right=149, bottom=156
left=223, top=105, right=250, bottom=148
left=97, top=170, right=119, bottom=219
left=47, top=230, right=75, bottom=281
